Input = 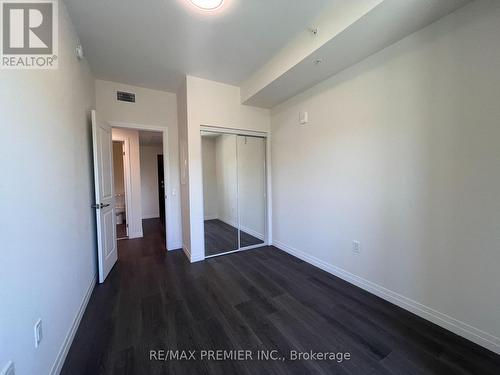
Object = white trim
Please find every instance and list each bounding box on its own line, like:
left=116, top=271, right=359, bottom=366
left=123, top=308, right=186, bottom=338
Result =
left=168, top=242, right=183, bottom=251
left=111, top=137, right=132, bottom=239
left=183, top=243, right=204, bottom=262
left=265, top=131, right=272, bottom=244
left=200, top=128, right=270, bottom=257
left=236, top=135, right=241, bottom=250
left=110, top=121, right=175, bottom=250
left=109, top=121, right=165, bottom=133
left=217, top=216, right=265, bottom=241
left=128, top=231, right=143, bottom=239
left=272, top=239, right=500, bottom=355
left=142, top=214, right=160, bottom=220
left=200, top=125, right=268, bottom=138
left=49, top=275, right=96, bottom=375
left=240, top=225, right=265, bottom=241
left=205, top=248, right=242, bottom=259
left=204, top=214, right=218, bottom=220
left=239, top=243, right=268, bottom=251
left=191, top=253, right=205, bottom=263
left=122, top=139, right=132, bottom=239
left=205, top=243, right=265, bottom=259
left=218, top=216, right=238, bottom=228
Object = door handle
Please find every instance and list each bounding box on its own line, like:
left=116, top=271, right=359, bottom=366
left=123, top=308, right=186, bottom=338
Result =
left=92, top=203, right=111, bottom=209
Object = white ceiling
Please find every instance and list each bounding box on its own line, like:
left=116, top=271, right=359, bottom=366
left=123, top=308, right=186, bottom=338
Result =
left=139, top=131, right=163, bottom=146
left=64, top=0, right=331, bottom=92
left=243, top=0, right=471, bottom=108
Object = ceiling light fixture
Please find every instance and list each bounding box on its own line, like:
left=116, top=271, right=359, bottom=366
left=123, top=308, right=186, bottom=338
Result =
left=189, top=0, right=224, bottom=11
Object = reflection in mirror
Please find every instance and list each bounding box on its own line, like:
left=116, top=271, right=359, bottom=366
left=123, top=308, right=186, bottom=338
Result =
left=237, top=135, right=266, bottom=248
left=202, top=132, right=239, bottom=256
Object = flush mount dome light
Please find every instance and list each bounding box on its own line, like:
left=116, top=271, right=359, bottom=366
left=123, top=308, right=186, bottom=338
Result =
left=190, top=0, right=224, bottom=11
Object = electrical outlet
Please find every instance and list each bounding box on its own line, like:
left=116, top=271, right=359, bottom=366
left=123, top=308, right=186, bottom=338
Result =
left=352, top=240, right=361, bottom=254
left=1, top=361, right=15, bottom=375
left=34, top=319, right=43, bottom=348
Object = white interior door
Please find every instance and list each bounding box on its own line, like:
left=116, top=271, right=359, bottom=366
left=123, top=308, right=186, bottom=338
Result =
left=91, top=110, right=118, bottom=283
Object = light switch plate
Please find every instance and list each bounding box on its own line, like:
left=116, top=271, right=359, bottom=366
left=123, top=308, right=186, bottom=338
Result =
left=299, top=111, right=308, bottom=125
left=34, top=319, right=43, bottom=348
left=352, top=240, right=361, bottom=254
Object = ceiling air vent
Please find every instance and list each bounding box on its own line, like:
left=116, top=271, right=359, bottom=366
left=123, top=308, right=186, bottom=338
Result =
left=117, top=91, right=135, bottom=103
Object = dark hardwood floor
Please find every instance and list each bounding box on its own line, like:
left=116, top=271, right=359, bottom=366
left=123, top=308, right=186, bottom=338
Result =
left=204, top=219, right=264, bottom=256
left=62, top=219, right=500, bottom=375
left=117, top=223, right=127, bottom=239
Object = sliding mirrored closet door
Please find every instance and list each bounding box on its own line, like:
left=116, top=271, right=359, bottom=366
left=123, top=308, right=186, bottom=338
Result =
left=237, top=135, right=266, bottom=248
left=201, top=130, right=266, bottom=257
left=202, top=132, right=239, bottom=256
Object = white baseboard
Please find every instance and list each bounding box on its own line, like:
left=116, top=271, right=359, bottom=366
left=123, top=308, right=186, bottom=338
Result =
left=272, top=239, right=500, bottom=355
left=182, top=243, right=204, bottom=263
left=217, top=218, right=265, bottom=240
left=204, top=214, right=218, bottom=220
left=218, top=217, right=238, bottom=228
left=142, top=214, right=160, bottom=219
left=191, top=253, right=205, bottom=263
left=50, top=274, right=97, bottom=375
left=240, top=225, right=265, bottom=241
left=128, top=231, right=143, bottom=239
left=167, top=242, right=183, bottom=251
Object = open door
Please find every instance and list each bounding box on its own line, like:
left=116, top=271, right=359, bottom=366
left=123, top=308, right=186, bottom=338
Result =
left=91, top=110, right=118, bottom=283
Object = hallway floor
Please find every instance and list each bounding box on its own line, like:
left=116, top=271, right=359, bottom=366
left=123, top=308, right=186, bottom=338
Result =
left=61, top=219, right=500, bottom=375
left=116, top=223, right=127, bottom=239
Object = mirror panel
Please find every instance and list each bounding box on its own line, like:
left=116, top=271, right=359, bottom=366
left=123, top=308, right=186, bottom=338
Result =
left=202, top=132, right=239, bottom=256
left=237, top=135, right=266, bottom=248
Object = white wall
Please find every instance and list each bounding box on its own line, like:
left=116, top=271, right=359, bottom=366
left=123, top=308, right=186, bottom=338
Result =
left=95, top=80, right=182, bottom=249
left=176, top=78, right=191, bottom=255
left=237, top=136, right=266, bottom=239
left=140, top=145, right=163, bottom=219
left=271, top=0, right=500, bottom=354
left=201, top=137, right=218, bottom=220
left=184, top=76, right=271, bottom=261
left=0, top=2, right=96, bottom=374
left=112, top=128, right=143, bottom=238
left=215, top=134, right=238, bottom=226
left=240, top=0, right=382, bottom=103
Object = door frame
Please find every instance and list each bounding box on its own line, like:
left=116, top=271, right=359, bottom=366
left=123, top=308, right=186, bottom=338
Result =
left=109, top=121, right=172, bottom=251
left=200, top=125, right=271, bottom=259
left=157, top=154, right=166, bottom=224
left=111, top=138, right=132, bottom=240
